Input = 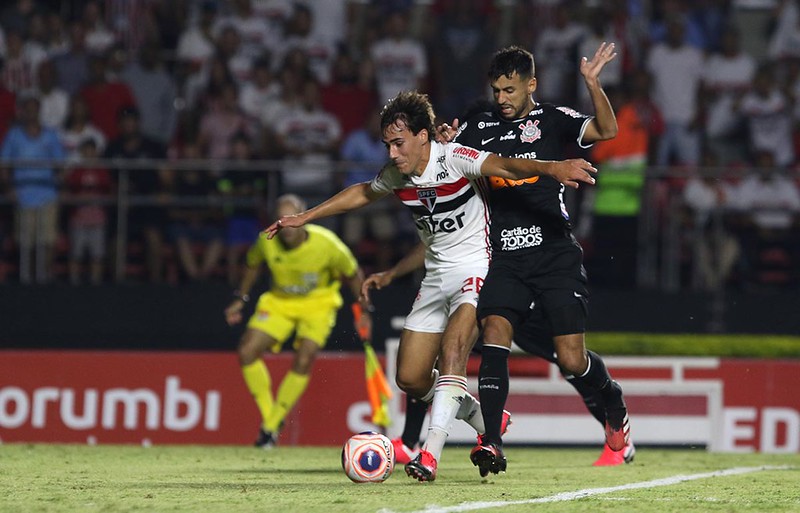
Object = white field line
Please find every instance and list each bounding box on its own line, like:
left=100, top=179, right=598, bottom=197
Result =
left=379, top=465, right=793, bottom=513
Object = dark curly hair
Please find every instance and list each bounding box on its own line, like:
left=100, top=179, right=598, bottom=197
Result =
left=488, top=46, right=535, bottom=81
left=380, top=91, right=435, bottom=141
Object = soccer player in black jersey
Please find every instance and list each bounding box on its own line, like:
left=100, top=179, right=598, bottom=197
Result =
left=435, top=43, right=633, bottom=473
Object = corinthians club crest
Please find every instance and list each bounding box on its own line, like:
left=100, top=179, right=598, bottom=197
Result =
left=519, top=119, right=541, bottom=143
left=417, top=188, right=437, bottom=213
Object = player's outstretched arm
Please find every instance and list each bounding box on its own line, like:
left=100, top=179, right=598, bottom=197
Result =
left=481, top=154, right=597, bottom=189
left=264, top=183, right=387, bottom=239
left=580, top=41, right=618, bottom=143
left=360, top=243, right=426, bottom=303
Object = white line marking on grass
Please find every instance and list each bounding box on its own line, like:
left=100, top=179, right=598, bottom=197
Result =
left=379, top=465, right=792, bottom=513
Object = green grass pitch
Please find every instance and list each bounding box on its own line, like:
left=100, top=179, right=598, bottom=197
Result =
left=2, top=444, right=798, bottom=512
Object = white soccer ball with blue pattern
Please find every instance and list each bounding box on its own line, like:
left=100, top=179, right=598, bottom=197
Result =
left=341, top=431, right=395, bottom=483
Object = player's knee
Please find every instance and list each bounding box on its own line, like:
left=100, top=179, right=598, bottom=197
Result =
left=556, top=349, right=587, bottom=376
left=395, top=372, right=425, bottom=397
left=237, top=344, right=259, bottom=366
left=481, top=316, right=513, bottom=348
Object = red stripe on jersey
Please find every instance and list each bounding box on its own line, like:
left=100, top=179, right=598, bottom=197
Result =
left=393, top=177, right=471, bottom=201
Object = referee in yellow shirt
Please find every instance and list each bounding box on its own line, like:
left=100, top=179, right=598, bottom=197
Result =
left=224, top=194, right=372, bottom=448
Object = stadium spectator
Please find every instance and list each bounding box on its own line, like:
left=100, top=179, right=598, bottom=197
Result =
left=274, top=78, right=341, bottom=203
left=104, top=106, right=168, bottom=283
left=51, top=20, right=90, bottom=96
left=682, top=155, right=741, bottom=291
left=43, top=11, right=69, bottom=56
left=576, top=8, right=624, bottom=113
left=274, top=4, right=337, bottom=85
left=80, top=52, right=137, bottom=141
left=320, top=51, right=377, bottom=138
left=65, top=138, right=113, bottom=285
left=701, top=26, right=756, bottom=165
left=1, top=95, right=65, bottom=284
left=120, top=40, right=178, bottom=146
left=0, top=66, right=16, bottom=143
left=430, top=0, right=494, bottom=121
left=224, top=194, right=372, bottom=448
left=165, top=141, right=224, bottom=282
left=0, top=28, right=43, bottom=94
left=647, top=15, right=704, bottom=167
left=176, top=0, right=219, bottom=68
left=82, top=0, right=117, bottom=55
left=59, top=94, right=106, bottom=162
left=767, top=0, right=800, bottom=61
left=197, top=81, right=252, bottom=159
left=588, top=77, right=663, bottom=289
left=735, top=151, right=800, bottom=287
left=213, top=0, right=277, bottom=62
left=369, top=9, right=427, bottom=103
left=238, top=55, right=280, bottom=123
left=218, top=131, right=265, bottom=285
left=214, top=24, right=252, bottom=84
left=534, top=3, right=587, bottom=105
left=737, top=63, right=795, bottom=167
left=35, top=60, right=69, bottom=130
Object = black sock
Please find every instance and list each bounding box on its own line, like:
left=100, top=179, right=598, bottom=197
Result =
left=564, top=373, right=606, bottom=426
left=567, top=351, right=626, bottom=422
left=401, top=395, right=429, bottom=448
left=478, top=345, right=510, bottom=445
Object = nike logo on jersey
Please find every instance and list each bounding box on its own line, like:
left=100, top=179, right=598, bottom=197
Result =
left=481, top=137, right=495, bottom=145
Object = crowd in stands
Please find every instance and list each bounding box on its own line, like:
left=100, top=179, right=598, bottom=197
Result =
left=1, top=0, right=800, bottom=291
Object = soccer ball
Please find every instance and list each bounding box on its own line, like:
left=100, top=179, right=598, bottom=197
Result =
left=341, top=431, right=395, bottom=483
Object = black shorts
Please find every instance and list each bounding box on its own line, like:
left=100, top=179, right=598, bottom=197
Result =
left=477, top=240, right=588, bottom=341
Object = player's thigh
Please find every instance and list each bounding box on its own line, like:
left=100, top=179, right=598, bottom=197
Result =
left=237, top=328, right=280, bottom=365
left=439, top=303, right=479, bottom=375
left=477, top=255, right=534, bottom=328
left=396, top=329, right=441, bottom=394
left=293, top=299, right=338, bottom=350
left=403, top=273, right=449, bottom=333
left=514, top=307, right=557, bottom=364
left=245, top=294, right=295, bottom=355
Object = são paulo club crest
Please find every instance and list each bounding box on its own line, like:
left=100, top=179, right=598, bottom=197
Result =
left=519, top=119, right=541, bottom=143
left=417, top=188, right=437, bottom=213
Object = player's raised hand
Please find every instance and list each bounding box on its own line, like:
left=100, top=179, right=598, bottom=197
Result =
left=435, top=118, right=460, bottom=143
left=580, top=42, right=617, bottom=82
left=263, top=214, right=306, bottom=239
left=360, top=271, right=395, bottom=303
left=549, top=159, right=597, bottom=189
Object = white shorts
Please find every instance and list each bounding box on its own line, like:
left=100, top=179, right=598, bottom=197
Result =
left=403, top=262, right=489, bottom=333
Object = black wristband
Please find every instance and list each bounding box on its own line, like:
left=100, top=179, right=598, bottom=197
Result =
left=233, top=291, right=250, bottom=303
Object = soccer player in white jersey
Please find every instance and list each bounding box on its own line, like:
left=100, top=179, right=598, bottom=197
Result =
left=265, top=91, right=596, bottom=481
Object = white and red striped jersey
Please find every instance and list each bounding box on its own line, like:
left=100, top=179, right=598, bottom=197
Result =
left=370, top=141, right=492, bottom=271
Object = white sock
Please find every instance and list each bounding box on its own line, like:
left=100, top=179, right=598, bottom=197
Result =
left=422, top=374, right=468, bottom=460
left=420, top=368, right=440, bottom=403
left=455, top=391, right=485, bottom=434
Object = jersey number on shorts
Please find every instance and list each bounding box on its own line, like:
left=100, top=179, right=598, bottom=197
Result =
left=460, top=276, right=484, bottom=294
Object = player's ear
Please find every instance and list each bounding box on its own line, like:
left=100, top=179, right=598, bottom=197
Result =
left=528, top=77, right=537, bottom=95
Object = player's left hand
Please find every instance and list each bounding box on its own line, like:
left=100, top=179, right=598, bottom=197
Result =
left=435, top=118, right=460, bottom=143
left=549, top=158, right=598, bottom=189
left=580, top=42, right=617, bottom=82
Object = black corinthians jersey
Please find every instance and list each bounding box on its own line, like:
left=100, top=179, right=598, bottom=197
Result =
left=453, top=103, right=593, bottom=254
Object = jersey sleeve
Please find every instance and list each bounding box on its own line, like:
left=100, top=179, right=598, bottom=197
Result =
left=369, top=162, right=400, bottom=194
left=552, top=105, right=594, bottom=149
left=245, top=236, right=267, bottom=267
left=446, top=142, right=491, bottom=180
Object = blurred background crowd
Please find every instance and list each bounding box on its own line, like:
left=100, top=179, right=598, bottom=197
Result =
left=1, top=0, right=800, bottom=294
